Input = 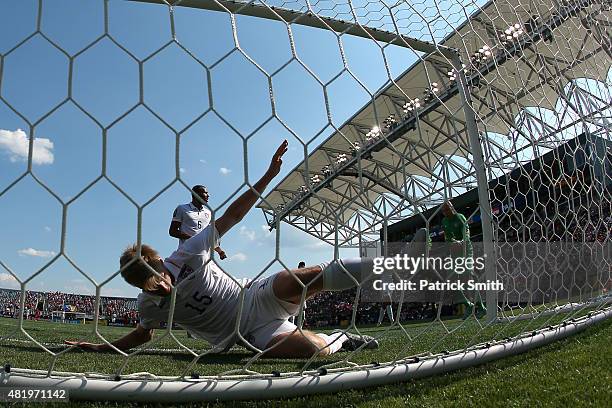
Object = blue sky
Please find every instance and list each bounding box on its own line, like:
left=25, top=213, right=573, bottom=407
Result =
left=0, top=0, right=446, bottom=297
left=3, top=1, right=607, bottom=298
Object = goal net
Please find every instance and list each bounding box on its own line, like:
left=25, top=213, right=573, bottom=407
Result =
left=0, top=0, right=610, bottom=402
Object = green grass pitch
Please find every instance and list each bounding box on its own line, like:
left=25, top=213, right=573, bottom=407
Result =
left=1, top=311, right=610, bottom=407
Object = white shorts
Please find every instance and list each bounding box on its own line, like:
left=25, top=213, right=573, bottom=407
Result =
left=240, top=274, right=300, bottom=350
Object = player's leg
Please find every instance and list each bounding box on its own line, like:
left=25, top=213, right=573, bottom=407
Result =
left=377, top=306, right=385, bottom=326
left=247, top=266, right=379, bottom=357
left=263, top=329, right=346, bottom=358
left=272, top=229, right=429, bottom=304
left=464, top=262, right=487, bottom=318
left=458, top=252, right=488, bottom=319
left=460, top=299, right=474, bottom=319
left=263, top=328, right=379, bottom=357
left=447, top=243, right=477, bottom=319
left=386, top=304, right=394, bottom=322
left=272, top=258, right=375, bottom=305
left=243, top=278, right=343, bottom=357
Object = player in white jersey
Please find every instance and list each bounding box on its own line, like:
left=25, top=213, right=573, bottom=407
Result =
left=169, top=185, right=227, bottom=259
left=66, top=141, right=380, bottom=358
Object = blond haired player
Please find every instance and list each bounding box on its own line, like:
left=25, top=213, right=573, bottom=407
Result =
left=66, top=141, right=379, bottom=358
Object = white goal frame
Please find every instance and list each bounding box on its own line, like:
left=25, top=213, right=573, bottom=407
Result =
left=0, top=0, right=610, bottom=402
left=1, top=308, right=609, bottom=402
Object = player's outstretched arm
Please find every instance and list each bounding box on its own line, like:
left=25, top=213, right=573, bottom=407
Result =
left=65, top=324, right=153, bottom=352
left=215, top=140, right=288, bottom=237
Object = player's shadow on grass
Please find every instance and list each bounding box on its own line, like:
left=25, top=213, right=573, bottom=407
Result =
left=144, top=349, right=345, bottom=371
left=1, top=342, right=343, bottom=371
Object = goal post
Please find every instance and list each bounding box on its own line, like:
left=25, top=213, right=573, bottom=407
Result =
left=0, top=0, right=610, bottom=402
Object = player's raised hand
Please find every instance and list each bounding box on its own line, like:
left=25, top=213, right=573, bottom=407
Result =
left=218, top=249, right=227, bottom=260
left=266, top=140, right=288, bottom=178
left=215, top=141, right=288, bottom=237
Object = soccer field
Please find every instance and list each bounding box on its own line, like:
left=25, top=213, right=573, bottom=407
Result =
left=1, top=0, right=610, bottom=404
left=0, top=307, right=602, bottom=379
left=1, top=312, right=610, bottom=407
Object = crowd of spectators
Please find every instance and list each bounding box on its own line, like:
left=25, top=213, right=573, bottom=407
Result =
left=0, top=289, right=138, bottom=326
left=498, top=198, right=611, bottom=243
left=303, top=291, right=442, bottom=328
left=492, top=197, right=610, bottom=306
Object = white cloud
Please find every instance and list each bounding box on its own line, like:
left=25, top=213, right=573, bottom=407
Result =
left=0, top=273, right=19, bottom=289
left=0, top=273, right=17, bottom=282
left=239, top=226, right=257, bottom=241
left=179, top=167, right=186, bottom=174
left=44, top=226, right=51, bottom=232
left=0, top=128, right=54, bottom=165
left=18, top=248, right=56, bottom=258
left=228, top=252, right=247, bottom=262
left=219, top=167, right=232, bottom=175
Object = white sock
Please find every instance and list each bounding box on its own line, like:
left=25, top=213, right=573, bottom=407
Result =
left=320, top=258, right=374, bottom=291
left=316, top=332, right=348, bottom=354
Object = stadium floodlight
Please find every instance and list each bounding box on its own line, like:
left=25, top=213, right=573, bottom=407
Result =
left=0, top=0, right=610, bottom=403
left=336, top=154, right=349, bottom=165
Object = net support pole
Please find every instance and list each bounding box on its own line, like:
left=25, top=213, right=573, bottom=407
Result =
left=451, top=53, right=498, bottom=323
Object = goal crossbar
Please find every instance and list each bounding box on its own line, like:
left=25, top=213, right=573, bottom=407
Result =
left=128, top=0, right=445, bottom=55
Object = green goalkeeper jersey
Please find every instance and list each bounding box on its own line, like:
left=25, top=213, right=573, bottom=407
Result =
left=442, top=213, right=470, bottom=243
left=442, top=212, right=473, bottom=269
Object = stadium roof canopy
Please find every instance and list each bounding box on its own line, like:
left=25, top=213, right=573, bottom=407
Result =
left=256, top=0, right=611, bottom=247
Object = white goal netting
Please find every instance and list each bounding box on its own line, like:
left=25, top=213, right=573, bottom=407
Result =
left=0, top=0, right=610, bottom=402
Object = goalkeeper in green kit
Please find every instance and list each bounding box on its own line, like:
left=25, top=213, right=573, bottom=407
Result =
left=441, top=201, right=486, bottom=319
